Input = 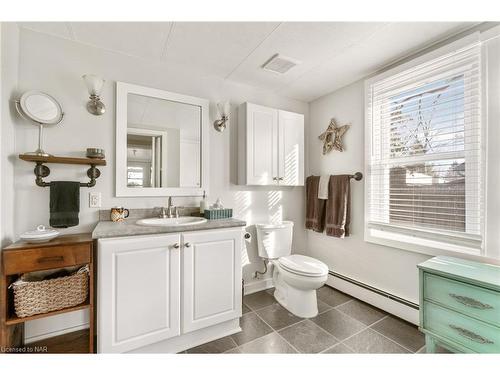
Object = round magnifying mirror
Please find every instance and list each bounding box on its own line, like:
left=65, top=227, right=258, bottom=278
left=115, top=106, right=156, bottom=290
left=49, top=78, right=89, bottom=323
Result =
left=18, top=91, right=64, bottom=125
left=16, top=91, right=64, bottom=157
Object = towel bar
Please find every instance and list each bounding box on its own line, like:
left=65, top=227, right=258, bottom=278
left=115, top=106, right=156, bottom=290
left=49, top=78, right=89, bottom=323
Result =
left=34, top=162, right=101, bottom=187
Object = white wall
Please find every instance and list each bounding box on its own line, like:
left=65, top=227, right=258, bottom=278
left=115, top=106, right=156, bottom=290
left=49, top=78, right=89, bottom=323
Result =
left=10, top=28, right=308, bottom=341
left=305, top=29, right=500, bottom=319
left=1, top=23, right=19, bottom=248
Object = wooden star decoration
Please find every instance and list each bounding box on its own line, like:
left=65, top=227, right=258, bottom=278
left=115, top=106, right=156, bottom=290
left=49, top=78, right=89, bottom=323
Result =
left=318, top=118, right=350, bottom=155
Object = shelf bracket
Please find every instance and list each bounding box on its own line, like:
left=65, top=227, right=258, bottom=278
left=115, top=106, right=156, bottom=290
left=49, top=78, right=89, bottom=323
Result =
left=34, top=162, right=101, bottom=188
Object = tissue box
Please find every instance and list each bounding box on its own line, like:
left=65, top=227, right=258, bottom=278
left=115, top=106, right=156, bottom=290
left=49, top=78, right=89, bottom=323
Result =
left=204, top=208, right=233, bottom=220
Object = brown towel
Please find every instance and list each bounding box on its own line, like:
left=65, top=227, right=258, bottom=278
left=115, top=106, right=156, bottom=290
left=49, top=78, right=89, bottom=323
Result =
left=305, top=176, right=326, bottom=232
left=325, top=175, right=351, bottom=238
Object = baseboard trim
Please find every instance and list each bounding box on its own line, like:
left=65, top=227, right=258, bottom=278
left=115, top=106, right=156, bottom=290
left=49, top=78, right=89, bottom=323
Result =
left=327, top=273, right=419, bottom=325
left=244, top=277, right=274, bottom=295
left=329, top=271, right=419, bottom=310
left=24, top=323, right=90, bottom=344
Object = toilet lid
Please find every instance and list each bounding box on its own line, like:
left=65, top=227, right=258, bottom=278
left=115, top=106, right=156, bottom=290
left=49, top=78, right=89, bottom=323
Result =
left=278, top=255, right=328, bottom=276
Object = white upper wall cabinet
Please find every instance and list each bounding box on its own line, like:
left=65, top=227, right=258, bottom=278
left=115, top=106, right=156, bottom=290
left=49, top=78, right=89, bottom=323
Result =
left=238, top=102, right=304, bottom=186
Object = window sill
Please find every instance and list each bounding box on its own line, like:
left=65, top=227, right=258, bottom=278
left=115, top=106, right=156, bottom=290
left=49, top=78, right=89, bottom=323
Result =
left=365, top=227, right=482, bottom=259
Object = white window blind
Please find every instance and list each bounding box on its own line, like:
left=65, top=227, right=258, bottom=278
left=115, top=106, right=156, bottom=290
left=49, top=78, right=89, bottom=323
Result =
left=365, top=42, right=484, bottom=255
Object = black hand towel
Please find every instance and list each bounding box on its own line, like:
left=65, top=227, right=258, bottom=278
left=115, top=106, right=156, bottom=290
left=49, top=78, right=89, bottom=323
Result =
left=49, top=181, right=80, bottom=228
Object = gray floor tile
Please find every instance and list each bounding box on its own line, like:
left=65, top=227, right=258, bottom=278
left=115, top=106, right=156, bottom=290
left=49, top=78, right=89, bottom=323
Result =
left=343, top=328, right=410, bottom=353
left=317, top=286, right=352, bottom=307
left=256, top=303, right=303, bottom=330
left=186, top=336, right=237, bottom=353
left=279, top=320, right=338, bottom=353
left=337, top=299, right=387, bottom=325
left=239, top=332, right=297, bottom=353
left=371, top=316, right=425, bottom=352
left=243, top=290, right=276, bottom=310
left=231, top=312, right=273, bottom=346
left=311, top=309, right=366, bottom=340
left=322, top=343, right=354, bottom=354
left=317, top=299, right=333, bottom=314
left=242, top=303, right=251, bottom=314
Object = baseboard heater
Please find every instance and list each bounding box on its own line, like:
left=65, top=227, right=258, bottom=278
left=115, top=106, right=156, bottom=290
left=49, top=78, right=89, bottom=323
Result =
left=329, top=271, right=419, bottom=310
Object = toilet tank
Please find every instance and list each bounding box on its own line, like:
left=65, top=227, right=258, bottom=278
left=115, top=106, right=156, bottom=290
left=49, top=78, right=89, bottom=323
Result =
left=255, top=221, right=294, bottom=259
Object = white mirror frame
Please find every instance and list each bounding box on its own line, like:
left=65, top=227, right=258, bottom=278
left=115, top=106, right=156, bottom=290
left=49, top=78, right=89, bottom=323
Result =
left=116, top=82, right=209, bottom=197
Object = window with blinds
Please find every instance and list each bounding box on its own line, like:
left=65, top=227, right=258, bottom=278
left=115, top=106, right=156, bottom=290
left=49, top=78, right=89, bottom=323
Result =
left=365, top=42, right=484, bottom=255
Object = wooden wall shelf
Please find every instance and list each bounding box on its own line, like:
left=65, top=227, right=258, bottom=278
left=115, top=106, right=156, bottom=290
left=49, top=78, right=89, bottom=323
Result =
left=18, top=154, right=105, bottom=187
left=19, top=154, right=106, bottom=166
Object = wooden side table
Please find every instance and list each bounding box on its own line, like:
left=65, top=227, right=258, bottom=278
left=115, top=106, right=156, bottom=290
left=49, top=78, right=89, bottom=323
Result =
left=1, top=233, right=94, bottom=353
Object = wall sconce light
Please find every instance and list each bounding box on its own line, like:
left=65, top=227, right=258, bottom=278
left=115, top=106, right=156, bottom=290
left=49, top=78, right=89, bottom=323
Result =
left=83, top=74, right=106, bottom=116
left=213, top=101, right=230, bottom=132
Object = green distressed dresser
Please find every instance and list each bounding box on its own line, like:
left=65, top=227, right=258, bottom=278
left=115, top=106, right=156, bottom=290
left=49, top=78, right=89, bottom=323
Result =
left=418, top=256, right=500, bottom=353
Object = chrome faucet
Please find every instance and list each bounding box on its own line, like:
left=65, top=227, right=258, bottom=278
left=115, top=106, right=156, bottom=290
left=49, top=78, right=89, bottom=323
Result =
left=157, top=197, right=178, bottom=218
left=167, top=197, right=178, bottom=218
left=157, top=197, right=179, bottom=218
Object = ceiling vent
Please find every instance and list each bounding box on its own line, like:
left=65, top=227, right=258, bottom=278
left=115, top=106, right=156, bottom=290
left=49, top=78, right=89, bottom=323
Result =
left=262, top=54, right=300, bottom=74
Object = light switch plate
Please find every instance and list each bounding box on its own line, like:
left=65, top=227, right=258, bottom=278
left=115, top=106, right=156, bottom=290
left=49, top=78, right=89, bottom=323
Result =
left=89, top=192, right=102, bottom=208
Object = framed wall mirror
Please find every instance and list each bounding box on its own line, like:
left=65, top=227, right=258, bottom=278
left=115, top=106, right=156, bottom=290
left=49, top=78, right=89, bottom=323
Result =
left=116, top=82, right=209, bottom=196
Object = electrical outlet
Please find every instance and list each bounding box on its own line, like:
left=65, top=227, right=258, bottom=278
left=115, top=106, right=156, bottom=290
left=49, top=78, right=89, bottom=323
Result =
left=89, top=192, right=102, bottom=208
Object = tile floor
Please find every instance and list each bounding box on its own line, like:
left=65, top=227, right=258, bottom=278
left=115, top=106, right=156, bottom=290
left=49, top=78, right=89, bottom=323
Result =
left=183, top=286, right=450, bottom=354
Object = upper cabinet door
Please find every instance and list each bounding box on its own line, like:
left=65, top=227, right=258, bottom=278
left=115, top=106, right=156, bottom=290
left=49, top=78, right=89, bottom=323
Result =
left=98, top=234, right=181, bottom=353
left=239, top=102, right=304, bottom=186
left=182, top=229, right=242, bottom=333
left=241, top=103, right=279, bottom=185
left=278, top=110, right=305, bottom=186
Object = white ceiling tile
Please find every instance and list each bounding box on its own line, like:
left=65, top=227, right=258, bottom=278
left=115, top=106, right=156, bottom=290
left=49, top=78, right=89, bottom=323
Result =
left=18, top=22, right=73, bottom=39
left=226, top=22, right=388, bottom=92
left=280, top=22, right=476, bottom=101
left=163, top=22, right=280, bottom=77
left=70, top=22, right=172, bottom=60
left=18, top=21, right=478, bottom=103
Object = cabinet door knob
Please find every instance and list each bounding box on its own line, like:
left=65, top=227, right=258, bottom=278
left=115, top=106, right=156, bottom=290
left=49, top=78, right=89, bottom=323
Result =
left=272, top=177, right=278, bottom=181
left=185, top=242, right=191, bottom=248
left=278, top=177, right=284, bottom=181
left=172, top=243, right=180, bottom=249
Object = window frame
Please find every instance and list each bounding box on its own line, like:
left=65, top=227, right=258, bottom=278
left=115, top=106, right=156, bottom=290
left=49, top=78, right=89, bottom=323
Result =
left=364, top=33, right=487, bottom=258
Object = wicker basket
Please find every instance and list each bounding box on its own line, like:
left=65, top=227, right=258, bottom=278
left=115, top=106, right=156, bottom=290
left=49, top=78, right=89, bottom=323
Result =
left=9, top=266, right=89, bottom=318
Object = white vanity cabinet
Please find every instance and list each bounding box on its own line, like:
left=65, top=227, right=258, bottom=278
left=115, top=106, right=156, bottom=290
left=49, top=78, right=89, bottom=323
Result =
left=97, top=227, right=243, bottom=353
left=182, top=230, right=242, bottom=333
left=238, top=102, right=304, bottom=186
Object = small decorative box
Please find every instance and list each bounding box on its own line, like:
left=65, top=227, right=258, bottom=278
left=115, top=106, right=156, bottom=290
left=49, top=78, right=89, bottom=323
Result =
left=204, top=208, right=233, bottom=220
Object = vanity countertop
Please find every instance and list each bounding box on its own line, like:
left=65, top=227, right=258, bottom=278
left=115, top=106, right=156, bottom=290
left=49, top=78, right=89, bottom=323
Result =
left=92, top=217, right=246, bottom=239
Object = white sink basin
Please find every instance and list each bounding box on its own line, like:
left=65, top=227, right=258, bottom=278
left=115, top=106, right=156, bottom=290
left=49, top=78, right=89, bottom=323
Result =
left=136, top=216, right=208, bottom=227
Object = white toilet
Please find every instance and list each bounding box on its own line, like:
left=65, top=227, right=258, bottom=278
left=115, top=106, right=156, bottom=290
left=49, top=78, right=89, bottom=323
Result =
left=255, top=221, right=328, bottom=318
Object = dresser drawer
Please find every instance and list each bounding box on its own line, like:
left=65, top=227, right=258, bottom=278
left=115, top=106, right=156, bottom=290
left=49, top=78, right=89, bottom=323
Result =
left=423, top=273, right=500, bottom=327
left=3, top=243, right=91, bottom=274
left=423, top=302, right=500, bottom=353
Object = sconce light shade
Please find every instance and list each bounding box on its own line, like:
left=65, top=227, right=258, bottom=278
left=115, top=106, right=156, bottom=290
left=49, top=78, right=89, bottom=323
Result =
left=214, top=101, right=230, bottom=132
left=82, top=74, right=104, bottom=96
left=82, top=74, right=106, bottom=115
left=217, top=101, right=230, bottom=118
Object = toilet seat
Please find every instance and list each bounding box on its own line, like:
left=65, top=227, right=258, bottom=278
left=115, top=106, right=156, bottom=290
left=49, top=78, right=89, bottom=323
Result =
left=278, top=255, right=328, bottom=277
